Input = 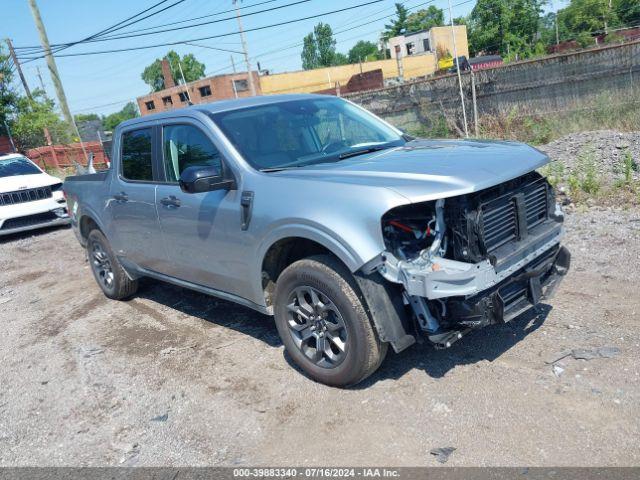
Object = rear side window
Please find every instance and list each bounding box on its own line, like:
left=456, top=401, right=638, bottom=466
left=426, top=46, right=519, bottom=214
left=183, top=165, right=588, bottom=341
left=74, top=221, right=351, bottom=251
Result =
left=121, top=128, right=153, bottom=181
left=162, top=124, right=221, bottom=183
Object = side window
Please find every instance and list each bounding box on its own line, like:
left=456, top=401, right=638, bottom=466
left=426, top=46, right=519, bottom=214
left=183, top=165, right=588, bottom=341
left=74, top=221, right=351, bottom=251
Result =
left=121, top=128, right=153, bottom=181
left=162, top=124, right=222, bottom=183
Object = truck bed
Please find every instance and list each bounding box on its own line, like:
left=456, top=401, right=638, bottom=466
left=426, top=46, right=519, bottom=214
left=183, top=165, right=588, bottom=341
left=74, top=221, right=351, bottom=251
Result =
left=64, top=171, right=109, bottom=182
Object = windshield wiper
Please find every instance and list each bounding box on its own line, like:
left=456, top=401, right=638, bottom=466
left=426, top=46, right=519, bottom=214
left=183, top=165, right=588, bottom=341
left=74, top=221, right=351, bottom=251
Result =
left=338, top=145, right=390, bottom=160
left=259, top=166, right=304, bottom=173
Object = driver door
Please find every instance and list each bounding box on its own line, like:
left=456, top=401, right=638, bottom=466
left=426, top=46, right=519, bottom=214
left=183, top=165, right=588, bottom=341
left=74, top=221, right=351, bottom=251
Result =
left=155, top=121, right=243, bottom=294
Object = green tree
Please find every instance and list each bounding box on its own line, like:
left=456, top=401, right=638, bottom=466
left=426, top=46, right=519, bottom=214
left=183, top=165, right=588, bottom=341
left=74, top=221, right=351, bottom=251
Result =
left=11, top=90, right=72, bottom=150
left=383, top=3, right=409, bottom=39
left=575, top=31, right=596, bottom=47
left=467, top=0, right=545, bottom=57
left=614, top=0, right=640, bottom=26
left=538, top=12, right=560, bottom=46
left=347, top=40, right=381, bottom=63
left=406, top=6, right=445, bottom=32
left=558, top=0, right=620, bottom=39
left=301, top=33, right=319, bottom=70
left=141, top=50, right=205, bottom=92
left=74, top=113, right=100, bottom=124
left=1, top=47, right=74, bottom=150
left=300, top=23, right=342, bottom=69
left=0, top=46, right=19, bottom=135
left=315, top=23, right=337, bottom=67
left=103, top=102, right=139, bottom=131
left=333, top=52, right=350, bottom=66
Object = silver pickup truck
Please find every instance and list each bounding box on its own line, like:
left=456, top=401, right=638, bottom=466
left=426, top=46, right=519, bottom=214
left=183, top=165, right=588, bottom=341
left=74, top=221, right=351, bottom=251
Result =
left=64, top=94, right=570, bottom=387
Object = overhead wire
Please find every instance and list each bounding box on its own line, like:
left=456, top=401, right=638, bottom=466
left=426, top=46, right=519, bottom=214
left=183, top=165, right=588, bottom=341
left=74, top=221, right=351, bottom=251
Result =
left=17, top=0, right=387, bottom=60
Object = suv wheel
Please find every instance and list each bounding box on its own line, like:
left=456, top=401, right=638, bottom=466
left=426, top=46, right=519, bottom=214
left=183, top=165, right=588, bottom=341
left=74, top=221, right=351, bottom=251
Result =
left=274, top=255, right=387, bottom=387
left=87, top=229, right=138, bottom=300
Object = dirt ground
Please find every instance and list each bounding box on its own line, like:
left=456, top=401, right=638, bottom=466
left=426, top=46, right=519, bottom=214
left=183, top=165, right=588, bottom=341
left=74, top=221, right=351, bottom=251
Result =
left=0, top=206, right=639, bottom=467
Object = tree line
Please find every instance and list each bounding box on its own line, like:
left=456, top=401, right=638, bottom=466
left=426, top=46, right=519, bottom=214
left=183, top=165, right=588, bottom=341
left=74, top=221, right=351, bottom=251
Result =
left=300, top=0, right=640, bottom=69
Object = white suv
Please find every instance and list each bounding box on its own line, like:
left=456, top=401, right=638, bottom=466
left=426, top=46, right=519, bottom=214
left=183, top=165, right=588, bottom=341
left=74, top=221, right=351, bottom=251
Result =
left=0, top=153, right=70, bottom=236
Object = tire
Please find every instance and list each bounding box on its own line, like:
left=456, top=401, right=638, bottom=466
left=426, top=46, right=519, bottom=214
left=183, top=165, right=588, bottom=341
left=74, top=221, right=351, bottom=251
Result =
left=273, top=254, right=387, bottom=387
left=86, top=229, right=138, bottom=300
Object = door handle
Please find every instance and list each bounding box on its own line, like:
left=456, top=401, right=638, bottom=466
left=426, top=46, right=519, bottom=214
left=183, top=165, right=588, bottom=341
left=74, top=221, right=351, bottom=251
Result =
left=160, top=195, right=181, bottom=207
left=113, top=192, right=128, bottom=202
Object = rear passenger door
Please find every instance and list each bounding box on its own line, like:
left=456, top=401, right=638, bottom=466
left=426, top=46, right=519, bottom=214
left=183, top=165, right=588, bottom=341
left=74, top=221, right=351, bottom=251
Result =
left=108, top=126, right=165, bottom=271
left=155, top=120, right=244, bottom=294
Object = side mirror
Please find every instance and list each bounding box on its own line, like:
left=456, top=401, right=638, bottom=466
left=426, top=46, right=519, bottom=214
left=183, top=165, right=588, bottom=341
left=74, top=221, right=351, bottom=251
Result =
left=179, top=165, right=236, bottom=194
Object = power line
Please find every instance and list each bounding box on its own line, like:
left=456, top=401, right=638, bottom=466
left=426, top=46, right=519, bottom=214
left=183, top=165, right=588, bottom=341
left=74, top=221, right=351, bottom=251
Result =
left=87, top=0, right=282, bottom=39
left=182, top=42, right=245, bottom=55
left=17, top=0, right=189, bottom=62
left=16, top=0, right=184, bottom=53
left=74, top=98, right=141, bottom=112
left=19, top=0, right=314, bottom=52
left=18, top=0, right=387, bottom=59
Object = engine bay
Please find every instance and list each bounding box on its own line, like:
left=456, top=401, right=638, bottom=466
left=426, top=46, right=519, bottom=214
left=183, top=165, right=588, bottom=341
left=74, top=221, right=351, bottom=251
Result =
left=381, top=203, right=438, bottom=262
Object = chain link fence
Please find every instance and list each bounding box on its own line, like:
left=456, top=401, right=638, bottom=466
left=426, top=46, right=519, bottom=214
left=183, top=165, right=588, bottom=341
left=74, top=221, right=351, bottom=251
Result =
left=346, top=40, right=640, bottom=143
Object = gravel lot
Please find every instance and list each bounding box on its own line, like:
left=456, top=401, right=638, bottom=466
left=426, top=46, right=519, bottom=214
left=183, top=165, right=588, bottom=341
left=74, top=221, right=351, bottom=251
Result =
left=1, top=133, right=639, bottom=467
left=538, top=130, right=640, bottom=185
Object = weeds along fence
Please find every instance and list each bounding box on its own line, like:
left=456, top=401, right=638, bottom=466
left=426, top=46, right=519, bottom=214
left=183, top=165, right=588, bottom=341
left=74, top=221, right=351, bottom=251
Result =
left=345, top=40, right=640, bottom=141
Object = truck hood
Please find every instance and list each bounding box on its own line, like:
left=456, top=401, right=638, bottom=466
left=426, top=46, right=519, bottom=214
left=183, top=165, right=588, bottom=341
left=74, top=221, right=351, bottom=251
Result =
left=0, top=172, right=63, bottom=194
left=272, top=139, right=549, bottom=203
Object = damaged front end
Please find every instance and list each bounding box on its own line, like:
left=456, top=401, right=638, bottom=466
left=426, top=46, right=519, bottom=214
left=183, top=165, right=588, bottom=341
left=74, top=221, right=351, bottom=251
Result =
left=377, top=172, right=571, bottom=349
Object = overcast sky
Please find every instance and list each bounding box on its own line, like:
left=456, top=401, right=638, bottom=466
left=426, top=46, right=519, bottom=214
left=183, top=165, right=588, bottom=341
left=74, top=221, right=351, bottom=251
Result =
left=5, top=0, right=481, bottom=116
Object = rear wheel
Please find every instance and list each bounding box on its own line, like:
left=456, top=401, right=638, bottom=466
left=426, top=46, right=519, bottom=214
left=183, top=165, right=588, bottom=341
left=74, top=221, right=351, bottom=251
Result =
left=87, top=229, right=138, bottom=300
left=274, top=255, right=387, bottom=387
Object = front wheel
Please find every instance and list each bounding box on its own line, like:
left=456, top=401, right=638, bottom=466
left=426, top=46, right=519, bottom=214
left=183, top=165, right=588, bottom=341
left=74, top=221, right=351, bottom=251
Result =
left=87, top=229, right=138, bottom=300
left=273, top=255, right=387, bottom=387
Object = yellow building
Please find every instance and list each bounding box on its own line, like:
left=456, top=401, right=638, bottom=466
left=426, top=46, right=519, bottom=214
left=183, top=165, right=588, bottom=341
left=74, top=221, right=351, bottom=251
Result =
left=259, top=25, right=468, bottom=95
left=260, top=55, right=437, bottom=95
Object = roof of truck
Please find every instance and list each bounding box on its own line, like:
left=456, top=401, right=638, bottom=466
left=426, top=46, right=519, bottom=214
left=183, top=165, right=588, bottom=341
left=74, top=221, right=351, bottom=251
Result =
left=121, top=93, right=327, bottom=129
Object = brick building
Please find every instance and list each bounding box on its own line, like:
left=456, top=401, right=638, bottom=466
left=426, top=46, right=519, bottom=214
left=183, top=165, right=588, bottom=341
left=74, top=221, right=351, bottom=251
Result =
left=137, top=64, right=261, bottom=116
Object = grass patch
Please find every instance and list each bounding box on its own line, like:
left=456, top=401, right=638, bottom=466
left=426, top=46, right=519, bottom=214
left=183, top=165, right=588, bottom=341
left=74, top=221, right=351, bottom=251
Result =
left=413, top=89, right=640, bottom=145
left=539, top=161, right=565, bottom=187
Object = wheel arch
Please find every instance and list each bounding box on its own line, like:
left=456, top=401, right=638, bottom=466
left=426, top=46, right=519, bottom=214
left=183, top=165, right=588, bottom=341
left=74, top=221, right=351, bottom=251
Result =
left=257, top=225, right=365, bottom=310
left=257, top=227, right=416, bottom=354
left=77, top=209, right=108, bottom=246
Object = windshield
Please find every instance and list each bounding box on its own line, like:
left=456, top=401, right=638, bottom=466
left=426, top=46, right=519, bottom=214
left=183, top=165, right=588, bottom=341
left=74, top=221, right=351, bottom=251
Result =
left=210, top=97, right=405, bottom=171
left=0, top=156, right=42, bottom=178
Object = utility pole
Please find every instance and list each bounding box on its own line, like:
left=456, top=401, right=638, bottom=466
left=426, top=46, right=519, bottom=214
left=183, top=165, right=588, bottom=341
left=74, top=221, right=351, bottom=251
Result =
left=447, top=0, right=469, bottom=138
left=551, top=0, right=560, bottom=46
left=232, top=0, right=256, bottom=96
left=471, top=70, right=479, bottom=137
left=605, top=0, right=612, bottom=34
left=6, top=38, right=32, bottom=100
left=230, top=55, right=236, bottom=73
left=36, top=66, right=47, bottom=92
left=27, top=0, right=87, bottom=161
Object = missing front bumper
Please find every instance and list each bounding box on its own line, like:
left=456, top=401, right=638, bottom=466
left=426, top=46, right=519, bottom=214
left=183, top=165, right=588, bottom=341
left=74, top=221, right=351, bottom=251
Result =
left=444, top=245, right=571, bottom=328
